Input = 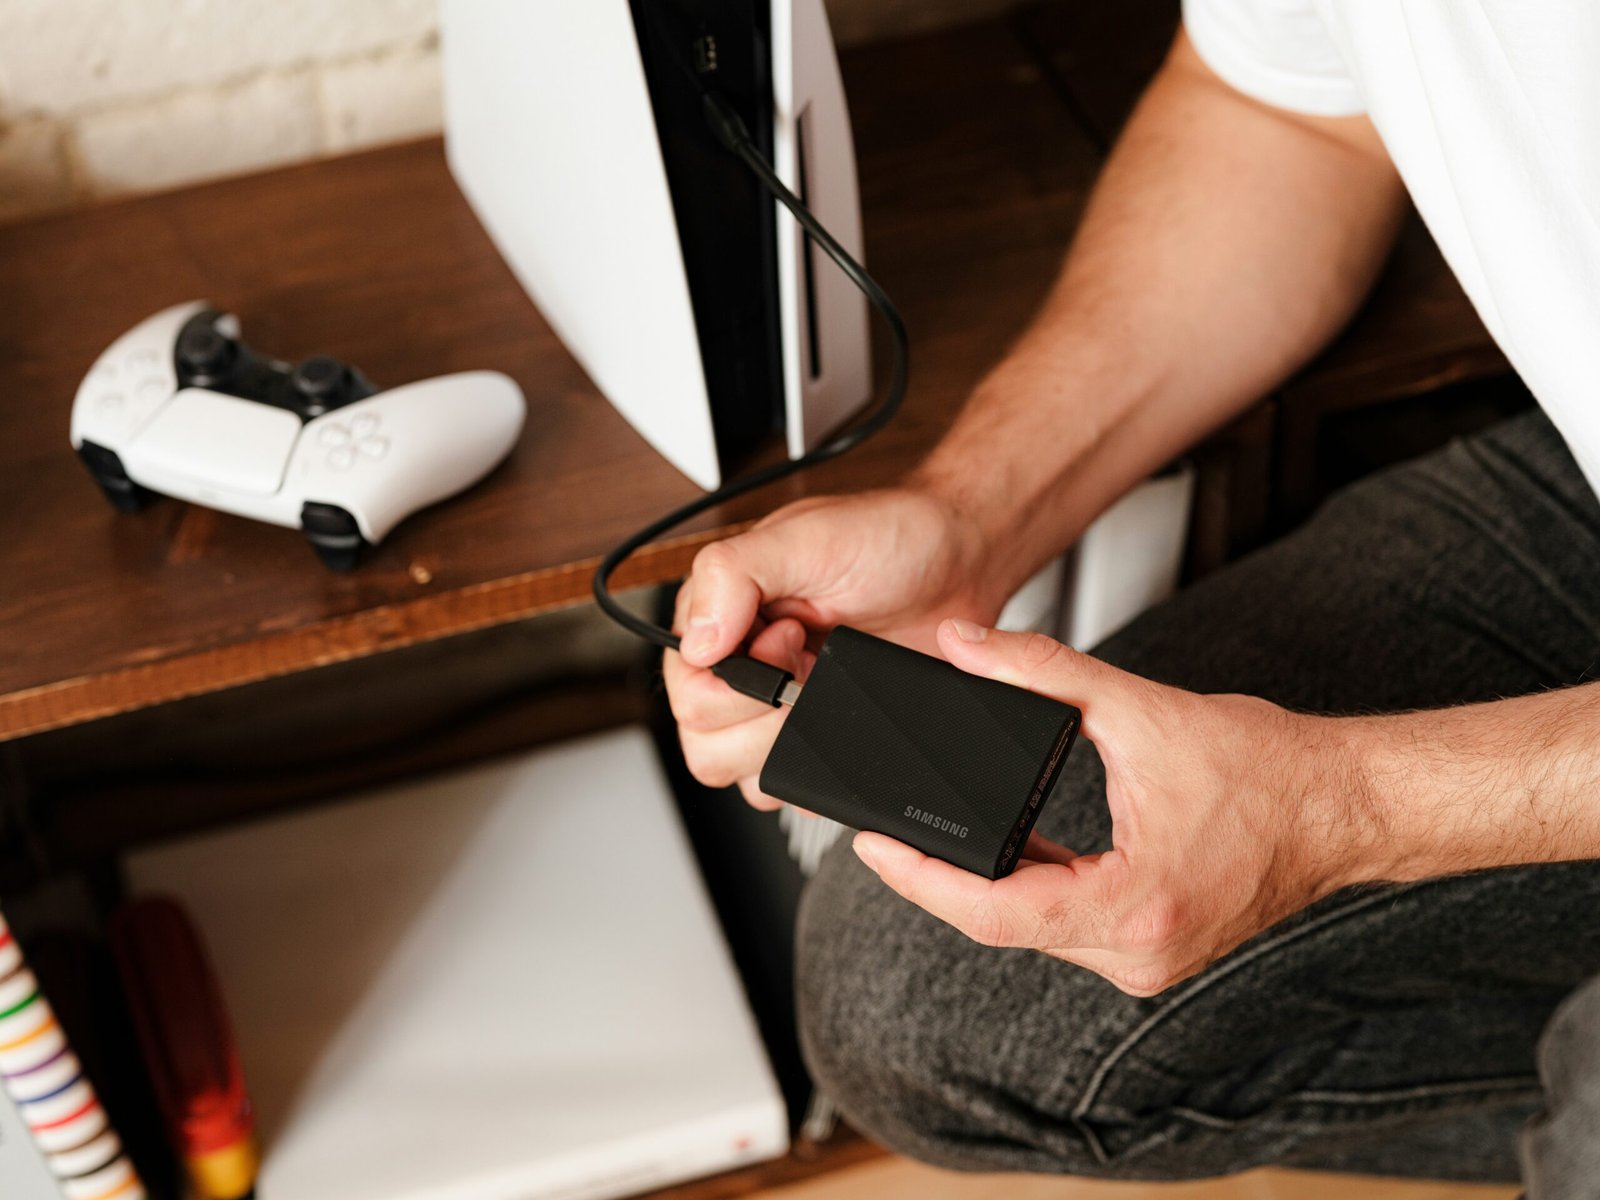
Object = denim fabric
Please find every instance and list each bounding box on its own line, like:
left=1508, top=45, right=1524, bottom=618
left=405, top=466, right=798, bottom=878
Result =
left=794, top=408, right=1600, bottom=1183
left=1523, top=970, right=1600, bottom=1199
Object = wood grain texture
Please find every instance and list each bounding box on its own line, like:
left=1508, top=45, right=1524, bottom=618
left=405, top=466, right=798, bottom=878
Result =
left=0, top=20, right=1099, bottom=741
left=633, top=1133, right=886, bottom=1200
left=736, top=1155, right=1517, bottom=1200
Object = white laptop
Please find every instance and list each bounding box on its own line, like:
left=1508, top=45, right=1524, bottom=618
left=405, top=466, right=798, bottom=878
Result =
left=126, top=727, right=788, bottom=1200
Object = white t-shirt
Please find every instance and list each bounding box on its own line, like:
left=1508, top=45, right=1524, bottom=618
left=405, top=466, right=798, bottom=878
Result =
left=1184, top=0, right=1600, bottom=499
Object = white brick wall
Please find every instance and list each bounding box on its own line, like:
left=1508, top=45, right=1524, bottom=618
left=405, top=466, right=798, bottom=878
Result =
left=0, top=118, right=69, bottom=223
left=76, top=73, right=323, bottom=197
left=0, top=0, right=1012, bottom=226
left=317, top=43, right=444, bottom=154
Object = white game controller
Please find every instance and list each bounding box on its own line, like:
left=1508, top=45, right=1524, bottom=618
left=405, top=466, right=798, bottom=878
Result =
left=70, top=301, right=526, bottom=569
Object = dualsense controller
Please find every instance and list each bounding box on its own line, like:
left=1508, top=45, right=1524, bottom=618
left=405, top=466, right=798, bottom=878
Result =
left=70, top=301, right=526, bottom=569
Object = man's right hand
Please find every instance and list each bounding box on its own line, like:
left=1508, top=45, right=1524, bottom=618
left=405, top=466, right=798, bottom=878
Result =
left=663, top=486, right=996, bottom=810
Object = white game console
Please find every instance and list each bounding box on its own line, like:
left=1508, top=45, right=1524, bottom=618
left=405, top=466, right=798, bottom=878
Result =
left=442, top=0, right=870, bottom=490
left=69, top=301, right=526, bottom=569
left=125, top=727, right=789, bottom=1200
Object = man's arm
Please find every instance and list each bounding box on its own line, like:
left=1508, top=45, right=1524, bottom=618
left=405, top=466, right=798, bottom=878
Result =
left=1354, top=685, right=1600, bottom=881
left=666, top=31, right=1407, bottom=804
left=912, top=32, right=1407, bottom=611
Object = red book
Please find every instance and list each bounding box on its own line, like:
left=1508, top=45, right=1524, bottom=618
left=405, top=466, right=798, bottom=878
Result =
left=111, top=898, right=258, bottom=1200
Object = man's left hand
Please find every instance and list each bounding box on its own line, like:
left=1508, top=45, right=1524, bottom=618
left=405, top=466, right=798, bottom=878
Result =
left=853, top=619, right=1383, bottom=997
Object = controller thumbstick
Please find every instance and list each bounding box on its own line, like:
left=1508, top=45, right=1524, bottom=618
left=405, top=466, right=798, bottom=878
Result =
left=291, top=355, right=348, bottom=399
left=176, top=324, right=237, bottom=382
left=290, top=355, right=353, bottom=417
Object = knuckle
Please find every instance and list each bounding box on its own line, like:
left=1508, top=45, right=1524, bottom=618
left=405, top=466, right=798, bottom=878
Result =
left=739, top=779, right=783, bottom=811
left=1113, top=963, right=1176, bottom=998
left=664, top=682, right=705, bottom=729
left=700, top=764, right=739, bottom=789
left=1018, top=631, right=1067, bottom=671
left=1128, top=895, right=1184, bottom=953
left=680, top=739, right=736, bottom=789
left=965, top=899, right=1018, bottom=949
left=691, top=540, right=740, bottom=579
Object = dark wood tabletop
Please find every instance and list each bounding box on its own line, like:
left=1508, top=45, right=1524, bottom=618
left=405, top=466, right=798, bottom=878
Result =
left=0, top=20, right=1098, bottom=740
left=0, top=10, right=1501, bottom=743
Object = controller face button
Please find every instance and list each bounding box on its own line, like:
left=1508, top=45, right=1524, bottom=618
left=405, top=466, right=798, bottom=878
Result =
left=359, top=435, right=389, bottom=459
left=127, top=348, right=161, bottom=367
left=318, top=423, right=351, bottom=447
left=351, top=413, right=380, bottom=437
left=327, top=446, right=356, bottom=471
left=137, top=378, right=167, bottom=402
left=97, top=392, right=126, bottom=414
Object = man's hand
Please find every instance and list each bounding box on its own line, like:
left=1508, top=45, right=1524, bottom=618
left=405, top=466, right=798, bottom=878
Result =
left=664, top=488, right=996, bottom=810
left=854, top=619, right=1379, bottom=997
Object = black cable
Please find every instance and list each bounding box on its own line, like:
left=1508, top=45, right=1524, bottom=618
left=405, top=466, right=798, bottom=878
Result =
left=591, top=91, right=909, bottom=688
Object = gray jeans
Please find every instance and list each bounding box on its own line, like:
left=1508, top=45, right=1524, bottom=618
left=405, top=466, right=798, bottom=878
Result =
left=794, top=409, right=1600, bottom=1189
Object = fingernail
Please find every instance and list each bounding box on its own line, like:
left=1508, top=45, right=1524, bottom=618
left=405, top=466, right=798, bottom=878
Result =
left=949, top=618, right=987, bottom=643
left=852, top=836, right=879, bottom=873
left=683, top=617, right=718, bottom=659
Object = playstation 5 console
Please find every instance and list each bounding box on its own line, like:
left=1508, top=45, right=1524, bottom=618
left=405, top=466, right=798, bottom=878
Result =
left=442, top=0, right=871, bottom=490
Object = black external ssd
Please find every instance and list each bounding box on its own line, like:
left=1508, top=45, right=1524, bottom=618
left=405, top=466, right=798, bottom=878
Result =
left=759, top=626, right=1080, bottom=879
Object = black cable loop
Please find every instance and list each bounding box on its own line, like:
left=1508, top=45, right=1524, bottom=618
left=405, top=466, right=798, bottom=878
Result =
left=592, top=96, right=909, bottom=653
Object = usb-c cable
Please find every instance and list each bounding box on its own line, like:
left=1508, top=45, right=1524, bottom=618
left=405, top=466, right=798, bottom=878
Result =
left=591, top=88, right=910, bottom=709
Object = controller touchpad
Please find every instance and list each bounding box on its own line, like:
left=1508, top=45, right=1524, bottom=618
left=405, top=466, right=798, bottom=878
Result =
left=130, top=389, right=302, bottom=495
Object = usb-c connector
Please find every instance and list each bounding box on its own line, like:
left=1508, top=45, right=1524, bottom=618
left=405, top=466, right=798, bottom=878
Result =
left=711, top=655, right=800, bottom=708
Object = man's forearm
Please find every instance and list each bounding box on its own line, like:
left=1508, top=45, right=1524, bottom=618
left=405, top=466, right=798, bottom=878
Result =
left=909, top=33, right=1407, bottom=608
left=1344, top=683, right=1600, bottom=883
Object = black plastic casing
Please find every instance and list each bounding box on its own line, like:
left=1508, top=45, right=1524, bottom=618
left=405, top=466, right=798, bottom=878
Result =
left=759, top=627, right=1081, bottom=879
left=628, top=0, right=786, bottom=472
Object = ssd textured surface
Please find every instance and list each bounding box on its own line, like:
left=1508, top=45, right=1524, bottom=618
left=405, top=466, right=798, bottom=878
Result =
left=760, top=627, right=1080, bottom=878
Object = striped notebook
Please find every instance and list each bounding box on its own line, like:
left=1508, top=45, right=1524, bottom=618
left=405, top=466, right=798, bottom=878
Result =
left=1, top=1057, right=57, bottom=1198
left=0, top=912, right=145, bottom=1200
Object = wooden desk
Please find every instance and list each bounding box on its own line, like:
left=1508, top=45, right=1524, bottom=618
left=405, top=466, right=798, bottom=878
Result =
left=0, top=20, right=1095, bottom=743
left=0, top=10, right=1505, bottom=746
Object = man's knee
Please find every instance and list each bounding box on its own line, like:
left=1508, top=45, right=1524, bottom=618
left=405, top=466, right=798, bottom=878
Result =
left=791, top=840, right=1450, bottom=1179
left=1522, top=972, right=1600, bottom=1196
left=794, top=838, right=998, bottom=1169
left=794, top=837, right=1229, bottom=1177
